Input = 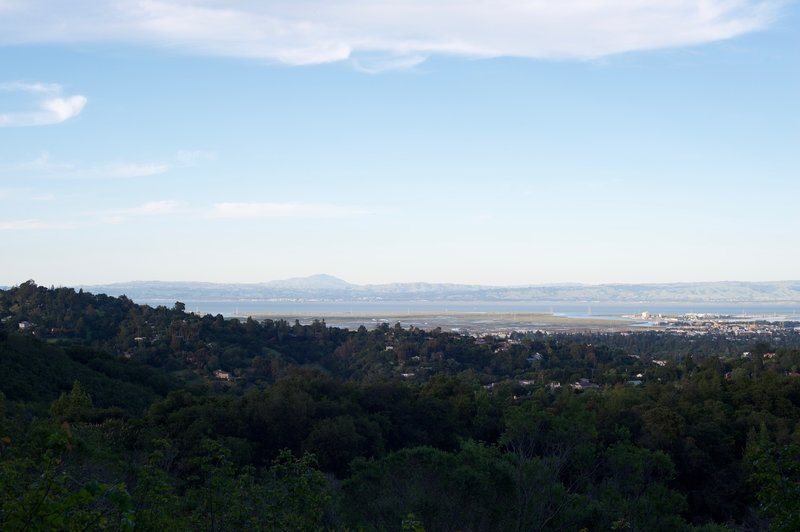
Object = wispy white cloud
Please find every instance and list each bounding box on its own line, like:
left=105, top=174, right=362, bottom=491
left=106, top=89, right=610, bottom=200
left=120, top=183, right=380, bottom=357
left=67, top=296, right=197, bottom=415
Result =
left=0, top=1, right=781, bottom=68
left=119, top=200, right=179, bottom=216
left=1, top=150, right=214, bottom=180
left=211, top=202, right=369, bottom=219
left=0, top=187, right=59, bottom=201
left=0, top=219, right=42, bottom=230
left=0, top=199, right=361, bottom=233
left=31, top=193, right=55, bottom=201
left=0, top=219, right=79, bottom=231
left=176, top=149, right=216, bottom=165
left=0, top=152, right=169, bottom=179
left=103, top=163, right=170, bottom=179
left=0, top=82, right=87, bottom=126
left=0, top=199, right=181, bottom=230
left=101, top=200, right=180, bottom=223
left=0, top=81, right=61, bottom=93
left=40, top=95, right=87, bottom=122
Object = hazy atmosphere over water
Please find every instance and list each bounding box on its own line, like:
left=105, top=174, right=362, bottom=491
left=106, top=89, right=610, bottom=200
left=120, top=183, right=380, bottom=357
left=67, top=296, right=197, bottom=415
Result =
left=1, top=1, right=798, bottom=286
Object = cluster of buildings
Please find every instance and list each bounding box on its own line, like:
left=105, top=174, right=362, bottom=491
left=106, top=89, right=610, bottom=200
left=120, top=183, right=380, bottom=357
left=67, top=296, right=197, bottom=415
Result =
left=651, top=315, right=799, bottom=338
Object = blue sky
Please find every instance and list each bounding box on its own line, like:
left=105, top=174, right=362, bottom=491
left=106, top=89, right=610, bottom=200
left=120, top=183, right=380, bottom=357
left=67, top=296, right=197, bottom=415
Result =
left=0, top=1, right=798, bottom=286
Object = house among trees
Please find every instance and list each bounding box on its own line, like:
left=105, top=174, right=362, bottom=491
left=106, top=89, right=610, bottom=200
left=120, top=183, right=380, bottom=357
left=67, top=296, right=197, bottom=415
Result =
left=213, top=369, right=231, bottom=380
left=571, top=378, right=600, bottom=391
left=527, top=352, right=544, bottom=363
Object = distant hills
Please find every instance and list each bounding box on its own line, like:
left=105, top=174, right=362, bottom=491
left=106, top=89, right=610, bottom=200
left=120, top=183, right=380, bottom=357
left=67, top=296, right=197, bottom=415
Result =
left=75, top=275, right=800, bottom=304
left=263, top=273, right=355, bottom=291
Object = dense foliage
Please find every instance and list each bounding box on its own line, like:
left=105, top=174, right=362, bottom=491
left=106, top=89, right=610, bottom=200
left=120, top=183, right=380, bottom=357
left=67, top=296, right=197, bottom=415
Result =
left=2, top=282, right=800, bottom=530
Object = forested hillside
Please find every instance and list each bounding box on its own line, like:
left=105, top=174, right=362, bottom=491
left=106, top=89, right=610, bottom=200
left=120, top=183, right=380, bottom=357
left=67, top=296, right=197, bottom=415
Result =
left=2, top=282, right=800, bottom=530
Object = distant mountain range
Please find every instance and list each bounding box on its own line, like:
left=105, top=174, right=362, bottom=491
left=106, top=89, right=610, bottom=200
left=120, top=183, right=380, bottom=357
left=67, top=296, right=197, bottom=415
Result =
left=76, top=275, right=800, bottom=304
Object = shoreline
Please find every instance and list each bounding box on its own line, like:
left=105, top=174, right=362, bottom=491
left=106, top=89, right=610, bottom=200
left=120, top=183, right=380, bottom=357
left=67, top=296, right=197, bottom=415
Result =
left=244, top=311, right=641, bottom=334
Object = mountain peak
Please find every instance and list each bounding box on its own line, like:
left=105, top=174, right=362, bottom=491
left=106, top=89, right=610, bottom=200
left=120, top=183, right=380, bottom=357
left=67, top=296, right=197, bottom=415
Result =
left=263, top=274, right=353, bottom=290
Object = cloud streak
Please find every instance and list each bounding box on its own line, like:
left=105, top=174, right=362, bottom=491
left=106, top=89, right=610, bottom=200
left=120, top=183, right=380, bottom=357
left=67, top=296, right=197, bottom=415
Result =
left=211, top=202, right=368, bottom=219
left=104, top=163, right=170, bottom=179
left=0, top=1, right=780, bottom=68
left=0, top=200, right=181, bottom=230
left=0, top=82, right=61, bottom=93
left=0, top=153, right=169, bottom=180
left=111, top=200, right=179, bottom=216
left=0, top=82, right=87, bottom=127
left=101, top=200, right=180, bottom=223
left=0, top=199, right=362, bottom=231
left=0, top=219, right=79, bottom=231
left=176, top=149, right=216, bottom=165
left=1, top=150, right=214, bottom=181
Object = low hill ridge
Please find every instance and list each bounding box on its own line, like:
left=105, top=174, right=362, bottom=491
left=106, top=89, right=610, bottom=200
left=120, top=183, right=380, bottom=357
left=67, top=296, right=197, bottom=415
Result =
left=72, top=277, right=800, bottom=303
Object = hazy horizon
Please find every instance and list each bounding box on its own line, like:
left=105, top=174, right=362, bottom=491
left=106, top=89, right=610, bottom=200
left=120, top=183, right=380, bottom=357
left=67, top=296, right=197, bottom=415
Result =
left=4, top=274, right=800, bottom=291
